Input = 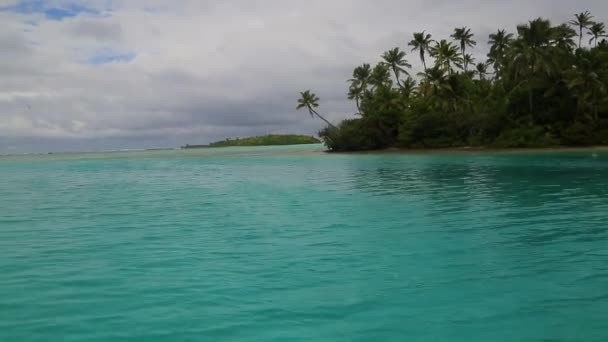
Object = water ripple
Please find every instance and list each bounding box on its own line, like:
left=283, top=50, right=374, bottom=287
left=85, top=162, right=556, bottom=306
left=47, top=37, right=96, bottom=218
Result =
left=1, top=148, right=608, bottom=341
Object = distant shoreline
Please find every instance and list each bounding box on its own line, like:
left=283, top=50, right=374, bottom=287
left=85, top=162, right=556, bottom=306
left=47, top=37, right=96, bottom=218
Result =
left=182, top=134, right=320, bottom=149
left=3, top=145, right=606, bottom=159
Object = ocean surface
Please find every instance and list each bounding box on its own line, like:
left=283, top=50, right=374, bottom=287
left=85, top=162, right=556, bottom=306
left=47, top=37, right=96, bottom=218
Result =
left=1, top=144, right=608, bottom=341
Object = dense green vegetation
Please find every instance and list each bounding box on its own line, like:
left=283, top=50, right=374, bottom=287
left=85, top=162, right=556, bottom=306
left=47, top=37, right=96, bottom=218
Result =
left=183, top=135, right=320, bottom=148
left=298, top=12, right=608, bottom=151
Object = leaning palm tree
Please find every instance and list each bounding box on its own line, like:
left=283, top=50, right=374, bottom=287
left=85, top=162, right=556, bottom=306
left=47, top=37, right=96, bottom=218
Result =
left=569, top=11, right=594, bottom=48
left=296, top=90, right=336, bottom=129
left=451, top=27, right=477, bottom=57
left=430, top=40, right=463, bottom=74
left=408, top=31, right=433, bottom=70
left=381, top=47, right=411, bottom=87
left=588, top=22, right=606, bottom=47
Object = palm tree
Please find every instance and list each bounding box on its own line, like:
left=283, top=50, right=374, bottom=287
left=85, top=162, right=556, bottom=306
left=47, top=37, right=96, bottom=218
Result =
left=488, top=29, right=514, bottom=77
left=463, top=54, right=476, bottom=72
left=296, top=90, right=336, bottom=128
left=451, top=27, right=476, bottom=57
left=489, top=29, right=514, bottom=53
left=400, top=77, right=417, bottom=98
left=569, top=11, right=594, bottom=48
left=517, top=18, right=553, bottom=48
left=430, top=40, right=463, bottom=74
left=369, top=63, right=392, bottom=89
left=408, top=31, right=433, bottom=70
left=588, top=22, right=606, bottom=47
left=348, top=64, right=372, bottom=113
left=347, top=83, right=364, bottom=114
left=381, top=47, right=411, bottom=87
left=507, top=19, right=558, bottom=114
left=349, top=63, right=372, bottom=88
left=550, top=23, right=577, bottom=50
left=565, top=52, right=606, bottom=120
left=417, top=66, right=453, bottom=100
left=475, top=62, right=489, bottom=80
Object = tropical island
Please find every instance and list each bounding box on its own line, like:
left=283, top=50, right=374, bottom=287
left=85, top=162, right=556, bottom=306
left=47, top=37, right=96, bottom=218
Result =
left=297, top=12, right=608, bottom=152
left=182, top=134, right=320, bottom=148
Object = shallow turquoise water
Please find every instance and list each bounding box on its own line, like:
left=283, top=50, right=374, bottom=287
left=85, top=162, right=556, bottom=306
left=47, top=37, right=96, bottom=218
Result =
left=1, top=145, right=608, bottom=341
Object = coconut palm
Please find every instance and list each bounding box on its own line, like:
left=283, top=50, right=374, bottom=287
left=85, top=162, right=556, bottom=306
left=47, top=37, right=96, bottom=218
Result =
left=381, top=47, right=411, bottom=87
left=463, top=53, right=476, bottom=72
left=517, top=17, right=553, bottom=48
left=451, top=27, right=476, bottom=57
left=507, top=19, right=558, bottom=114
left=569, top=11, right=594, bottom=48
left=349, top=63, right=372, bottom=88
left=400, top=77, right=417, bottom=98
left=475, top=62, right=489, bottom=80
left=509, top=40, right=556, bottom=113
left=417, top=66, right=453, bottom=100
left=430, top=40, right=463, bottom=74
left=347, top=64, right=372, bottom=113
left=565, top=52, right=606, bottom=120
left=347, top=83, right=364, bottom=114
left=551, top=23, right=577, bottom=50
left=369, top=63, right=392, bottom=89
left=408, top=31, right=433, bottom=70
left=296, top=90, right=336, bottom=128
left=588, top=22, right=606, bottom=47
left=488, top=29, right=514, bottom=77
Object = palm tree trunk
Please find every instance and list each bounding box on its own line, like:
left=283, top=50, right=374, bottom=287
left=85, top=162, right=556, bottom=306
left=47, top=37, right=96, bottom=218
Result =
left=355, top=98, right=361, bottom=114
left=392, top=67, right=402, bottom=87
left=421, top=51, right=427, bottom=70
left=579, top=28, right=583, bottom=48
left=311, top=108, right=337, bottom=129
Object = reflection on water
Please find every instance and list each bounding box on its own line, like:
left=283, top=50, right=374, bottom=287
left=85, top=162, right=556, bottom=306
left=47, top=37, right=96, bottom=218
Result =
left=345, top=153, right=608, bottom=246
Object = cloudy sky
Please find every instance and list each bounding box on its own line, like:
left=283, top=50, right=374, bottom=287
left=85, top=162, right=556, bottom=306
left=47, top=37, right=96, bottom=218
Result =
left=1, top=0, right=606, bottom=153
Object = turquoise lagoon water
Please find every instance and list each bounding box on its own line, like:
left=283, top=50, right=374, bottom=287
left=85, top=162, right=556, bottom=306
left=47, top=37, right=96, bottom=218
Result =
left=1, top=144, right=608, bottom=341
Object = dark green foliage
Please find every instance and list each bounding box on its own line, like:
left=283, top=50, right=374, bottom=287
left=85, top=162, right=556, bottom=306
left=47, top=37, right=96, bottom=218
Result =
left=320, top=119, right=382, bottom=151
left=309, top=12, right=608, bottom=151
left=185, top=135, right=320, bottom=148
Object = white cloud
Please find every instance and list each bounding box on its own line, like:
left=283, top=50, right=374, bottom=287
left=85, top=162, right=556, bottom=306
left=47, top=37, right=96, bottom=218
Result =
left=1, top=0, right=607, bottom=152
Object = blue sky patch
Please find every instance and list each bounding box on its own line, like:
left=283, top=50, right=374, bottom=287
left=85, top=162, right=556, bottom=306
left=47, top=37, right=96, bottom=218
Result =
left=87, top=50, right=136, bottom=65
left=0, top=0, right=98, bottom=20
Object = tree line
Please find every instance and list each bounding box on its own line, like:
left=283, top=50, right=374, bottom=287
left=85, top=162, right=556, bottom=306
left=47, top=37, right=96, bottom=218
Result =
left=297, top=11, right=608, bottom=151
left=183, top=135, right=320, bottom=148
